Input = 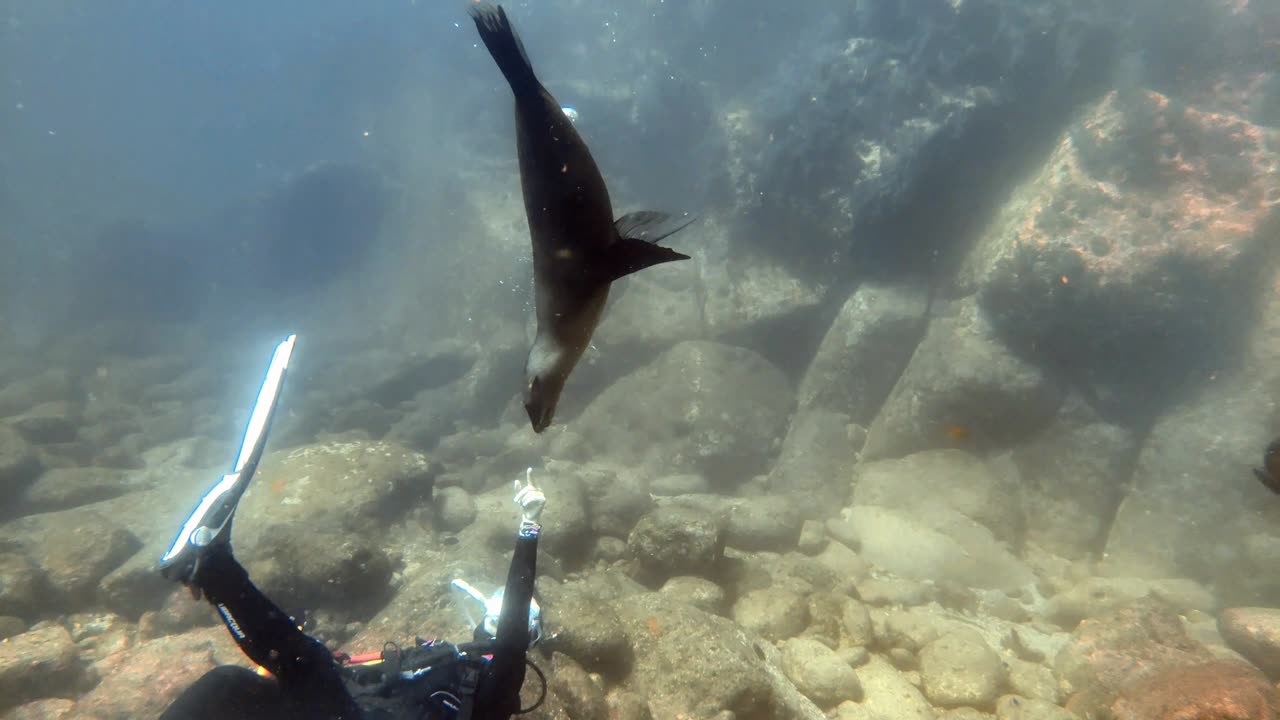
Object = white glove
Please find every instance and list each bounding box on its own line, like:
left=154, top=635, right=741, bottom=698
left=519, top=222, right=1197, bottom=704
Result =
left=514, top=467, right=546, bottom=524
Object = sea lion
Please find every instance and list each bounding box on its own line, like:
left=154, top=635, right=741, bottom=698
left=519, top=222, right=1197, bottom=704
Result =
left=469, top=3, right=696, bottom=433
left=1255, top=438, right=1280, bottom=495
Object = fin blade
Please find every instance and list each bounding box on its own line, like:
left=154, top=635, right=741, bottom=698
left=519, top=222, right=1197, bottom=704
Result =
left=614, top=211, right=697, bottom=245
left=601, top=236, right=691, bottom=283
left=469, top=3, right=539, bottom=96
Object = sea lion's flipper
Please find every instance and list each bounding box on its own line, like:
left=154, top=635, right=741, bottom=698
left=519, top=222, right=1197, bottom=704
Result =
left=614, top=211, right=697, bottom=245
left=600, top=237, right=691, bottom=283
left=469, top=3, right=539, bottom=97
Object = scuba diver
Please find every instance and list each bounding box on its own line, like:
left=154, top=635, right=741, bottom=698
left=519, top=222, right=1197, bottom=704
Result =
left=158, top=335, right=547, bottom=720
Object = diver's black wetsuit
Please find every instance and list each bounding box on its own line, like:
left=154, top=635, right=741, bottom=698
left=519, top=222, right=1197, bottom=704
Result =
left=160, top=522, right=540, bottom=720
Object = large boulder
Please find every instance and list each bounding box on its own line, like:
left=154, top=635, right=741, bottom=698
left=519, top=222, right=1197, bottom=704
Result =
left=574, top=341, right=794, bottom=486
left=836, top=505, right=1033, bottom=593
left=18, top=467, right=146, bottom=515
left=654, top=493, right=803, bottom=554
left=862, top=300, right=1063, bottom=462
left=1101, top=370, right=1279, bottom=604
left=233, top=440, right=435, bottom=542
left=798, top=284, right=929, bottom=423
left=851, top=449, right=1024, bottom=543
left=0, top=626, right=82, bottom=714
left=695, top=216, right=828, bottom=370
left=627, top=504, right=726, bottom=587
left=542, top=459, right=654, bottom=541
left=1054, top=597, right=1213, bottom=712
left=0, top=507, right=141, bottom=615
left=722, top=0, right=1126, bottom=289
left=1219, top=607, right=1280, bottom=681
left=1110, top=658, right=1279, bottom=720
left=614, top=592, right=774, bottom=720
left=73, top=627, right=250, bottom=720
left=231, top=441, right=436, bottom=616
left=383, top=342, right=527, bottom=449
left=1009, top=394, right=1140, bottom=559
left=39, top=516, right=141, bottom=604
left=970, top=89, right=1280, bottom=418
left=537, top=580, right=634, bottom=681
left=1046, top=576, right=1215, bottom=629
left=766, top=409, right=863, bottom=515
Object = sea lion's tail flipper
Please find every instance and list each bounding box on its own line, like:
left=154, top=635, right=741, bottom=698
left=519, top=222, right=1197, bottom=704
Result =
left=469, top=3, right=540, bottom=97
left=601, top=211, right=696, bottom=282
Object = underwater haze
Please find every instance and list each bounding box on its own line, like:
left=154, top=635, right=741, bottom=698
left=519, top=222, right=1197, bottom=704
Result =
left=1, top=0, right=1279, bottom=718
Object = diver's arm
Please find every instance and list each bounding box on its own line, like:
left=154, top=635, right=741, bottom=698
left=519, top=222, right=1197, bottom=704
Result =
left=481, top=469, right=545, bottom=717
left=496, top=510, right=541, bottom=650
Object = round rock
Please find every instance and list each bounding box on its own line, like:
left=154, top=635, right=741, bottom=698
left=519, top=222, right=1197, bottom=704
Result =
left=659, top=576, right=727, bottom=615
left=920, top=628, right=1007, bottom=709
left=627, top=505, right=723, bottom=585
left=0, top=625, right=81, bottom=713
left=591, top=537, right=628, bottom=564
left=434, top=486, right=477, bottom=533
left=731, top=588, right=808, bottom=642
left=807, top=592, right=874, bottom=648
left=839, top=656, right=934, bottom=720
left=782, top=637, right=863, bottom=708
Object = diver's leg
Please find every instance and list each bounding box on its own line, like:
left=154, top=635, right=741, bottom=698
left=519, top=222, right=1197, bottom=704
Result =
left=159, top=665, right=289, bottom=720
left=157, top=336, right=360, bottom=718
left=178, top=543, right=362, bottom=719
left=160, top=485, right=362, bottom=718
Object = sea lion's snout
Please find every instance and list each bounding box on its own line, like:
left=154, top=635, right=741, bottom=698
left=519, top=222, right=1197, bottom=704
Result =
left=524, top=377, right=558, bottom=434
left=1254, top=438, right=1280, bottom=494
left=525, top=399, right=552, bottom=434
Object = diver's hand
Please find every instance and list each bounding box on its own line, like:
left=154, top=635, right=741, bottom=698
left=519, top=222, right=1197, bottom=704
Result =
left=514, top=467, right=545, bottom=524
